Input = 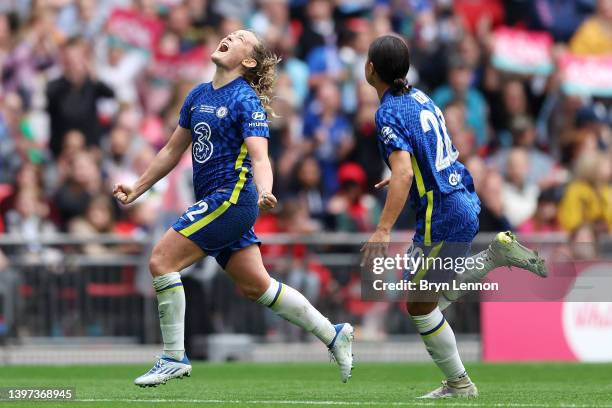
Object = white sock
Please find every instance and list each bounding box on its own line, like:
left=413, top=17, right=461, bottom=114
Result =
left=439, top=248, right=498, bottom=311
left=256, top=278, right=337, bottom=346
left=410, top=307, right=467, bottom=381
left=153, top=272, right=185, bottom=361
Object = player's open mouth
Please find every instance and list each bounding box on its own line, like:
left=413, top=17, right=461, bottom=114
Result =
left=218, top=42, right=229, bottom=52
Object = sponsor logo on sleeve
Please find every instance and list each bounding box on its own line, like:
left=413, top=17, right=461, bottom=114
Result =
left=248, top=111, right=268, bottom=127
left=251, top=111, right=266, bottom=121
left=381, top=126, right=397, bottom=144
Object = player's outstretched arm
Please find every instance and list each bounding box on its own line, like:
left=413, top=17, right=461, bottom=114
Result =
left=362, top=151, right=413, bottom=263
left=113, top=126, right=192, bottom=205
left=244, top=136, right=277, bottom=211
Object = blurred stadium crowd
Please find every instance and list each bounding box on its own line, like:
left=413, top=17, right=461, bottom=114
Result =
left=0, top=0, right=611, bottom=248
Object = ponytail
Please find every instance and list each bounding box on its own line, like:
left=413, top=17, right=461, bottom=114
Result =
left=391, top=77, right=409, bottom=96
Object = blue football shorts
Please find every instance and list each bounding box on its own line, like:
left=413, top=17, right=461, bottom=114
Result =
left=172, top=190, right=260, bottom=268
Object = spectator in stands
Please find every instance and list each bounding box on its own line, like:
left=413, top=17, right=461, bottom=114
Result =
left=289, top=156, right=327, bottom=228
left=95, top=37, right=147, bottom=105
left=68, top=195, right=116, bottom=255
left=528, top=0, right=594, bottom=42
left=1, top=12, right=57, bottom=98
left=0, top=162, right=50, bottom=223
left=560, top=127, right=600, bottom=168
left=558, top=151, right=612, bottom=233
left=297, top=0, right=337, bottom=61
left=489, top=79, right=530, bottom=142
left=574, top=104, right=612, bottom=153
left=478, top=170, right=512, bottom=232
left=2, top=91, right=45, bottom=162
left=0, top=12, right=15, bottom=69
left=303, top=80, right=354, bottom=195
left=502, top=148, right=539, bottom=228
left=46, top=37, right=114, bottom=157
left=327, top=163, right=380, bottom=232
left=103, top=126, right=139, bottom=187
left=491, top=115, right=557, bottom=187
left=432, top=56, right=488, bottom=145
left=53, top=150, right=102, bottom=228
left=5, top=187, right=56, bottom=238
left=250, top=0, right=290, bottom=43
left=349, top=81, right=383, bottom=190
left=465, top=155, right=487, bottom=194
left=337, top=18, right=373, bottom=113
left=454, top=0, right=505, bottom=36
left=0, top=92, right=24, bottom=185
left=267, top=81, right=302, bottom=171
left=518, top=188, right=562, bottom=234
left=53, top=129, right=86, bottom=185
left=569, top=0, right=612, bottom=55
left=444, top=100, right=476, bottom=161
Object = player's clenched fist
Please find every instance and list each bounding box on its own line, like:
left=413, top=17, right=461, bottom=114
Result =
left=258, top=192, right=277, bottom=211
left=113, top=184, right=138, bottom=205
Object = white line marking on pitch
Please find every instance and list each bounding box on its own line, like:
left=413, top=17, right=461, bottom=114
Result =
left=74, top=399, right=612, bottom=408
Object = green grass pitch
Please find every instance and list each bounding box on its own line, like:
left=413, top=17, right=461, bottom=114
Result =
left=3, top=362, right=612, bottom=407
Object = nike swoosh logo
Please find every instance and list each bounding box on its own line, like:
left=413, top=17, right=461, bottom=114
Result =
left=190, top=106, right=197, bottom=111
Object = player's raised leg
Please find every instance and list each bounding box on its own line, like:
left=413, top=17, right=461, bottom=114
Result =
left=407, top=297, right=478, bottom=399
left=225, top=244, right=354, bottom=383
left=134, top=228, right=205, bottom=387
left=439, top=231, right=547, bottom=311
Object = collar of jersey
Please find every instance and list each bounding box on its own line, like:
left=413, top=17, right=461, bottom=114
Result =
left=211, top=76, right=244, bottom=92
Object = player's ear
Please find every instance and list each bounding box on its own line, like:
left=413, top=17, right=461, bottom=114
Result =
left=365, top=61, right=376, bottom=83
left=242, top=57, right=257, bottom=69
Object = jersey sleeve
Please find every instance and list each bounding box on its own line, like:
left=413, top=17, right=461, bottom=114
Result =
left=375, top=108, right=413, bottom=160
left=178, top=85, right=200, bottom=129
left=237, top=95, right=270, bottom=139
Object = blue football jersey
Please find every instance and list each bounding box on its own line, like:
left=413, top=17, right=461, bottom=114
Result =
left=375, top=87, right=481, bottom=244
left=178, top=77, right=269, bottom=204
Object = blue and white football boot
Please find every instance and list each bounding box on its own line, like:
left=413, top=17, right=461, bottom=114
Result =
left=134, top=355, right=192, bottom=387
left=328, top=323, right=354, bottom=383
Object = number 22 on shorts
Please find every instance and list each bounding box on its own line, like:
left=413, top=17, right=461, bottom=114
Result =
left=186, top=200, right=208, bottom=222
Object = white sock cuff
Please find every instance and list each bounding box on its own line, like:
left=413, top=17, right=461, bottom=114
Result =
left=256, top=278, right=282, bottom=307
left=409, top=307, right=445, bottom=334
left=153, top=272, right=182, bottom=293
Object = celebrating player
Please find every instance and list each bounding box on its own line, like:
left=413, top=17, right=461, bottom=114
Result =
left=362, top=35, right=547, bottom=398
left=113, top=30, right=354, bottom=387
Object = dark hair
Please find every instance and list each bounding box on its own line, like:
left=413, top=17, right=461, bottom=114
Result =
left=368, top=35, right=411, bottom=95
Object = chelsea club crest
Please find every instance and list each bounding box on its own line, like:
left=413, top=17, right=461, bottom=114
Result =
left=216, top=106, right=228, bottom=118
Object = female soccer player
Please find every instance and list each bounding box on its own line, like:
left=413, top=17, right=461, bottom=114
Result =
left=113, top=30, right=353, bottom=387
left=362, top=35, right=547, bottom=399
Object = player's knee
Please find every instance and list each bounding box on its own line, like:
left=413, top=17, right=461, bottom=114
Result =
left=406, top=301, right=436, bottom=316
left=240, top=281, right=269, bottom=302
left=149, top=248, right=172, bottom=277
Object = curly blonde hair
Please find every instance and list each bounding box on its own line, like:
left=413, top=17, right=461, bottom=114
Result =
left=243, top=34, right=281, bottom=117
